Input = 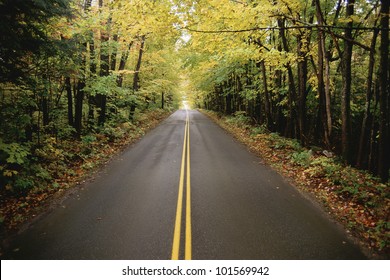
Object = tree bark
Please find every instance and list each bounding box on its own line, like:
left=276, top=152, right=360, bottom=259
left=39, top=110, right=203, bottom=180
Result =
left=260, top=61, right=272, bottom=130
left=323, top=43, right=332, bottom=142
left=130, top=35, right=145, bottom=120
left=110, top=34, right=118, bottom=71
left=74, top=80, right=85, bottom=136
left=297, top=33, right=308, bottom=144
left=97, top=0, right=109, bottom=126
left=316, top=28, right=330, bottom=147
left=226, top=87, right=232, bottom=115
left=315, top=0, right=331, bottom=147
left=341, top=0, right=355, bottom=163
left=42, top=95, right=49, bottom=126
left=378, top=0, right=389, bottom=181
left=88, top=38, right=96, bottom=127
left=278, top=18, right=297, bottom=138
left=65, top=77, right=74, bottom=127
left=73, top=0, right=91, bottom=136
left=117, top=41, right=133, bottom=87
left=357, top=28, right=379, bottom=168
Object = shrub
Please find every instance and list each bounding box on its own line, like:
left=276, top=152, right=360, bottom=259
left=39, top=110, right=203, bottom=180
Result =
left=101, top=126, right=124, bottom=142
left=0, top=140, right=32, bottom=193
left=81, top=135, right=97, bottom=155
left=250, top=125, right=268, bottom=136
left=268, top=133, right=301, bottom=151
left=291, top=150, right=313, bottom=167
left=226, top=111, right=251, bottom=127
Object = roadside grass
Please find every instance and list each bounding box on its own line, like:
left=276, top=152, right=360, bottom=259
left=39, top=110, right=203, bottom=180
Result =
left=202, top=110, right=389, bottom=259
left=0, top=109, right=171, bottom=234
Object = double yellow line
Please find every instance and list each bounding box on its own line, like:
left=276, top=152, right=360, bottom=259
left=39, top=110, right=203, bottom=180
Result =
left=171, top=110, right=192, bottom=260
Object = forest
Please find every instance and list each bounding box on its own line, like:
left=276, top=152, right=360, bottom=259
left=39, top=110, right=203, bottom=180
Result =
left=0, top=0, right=389, bottom=244
left=0, top=0, right=183, bottom=197
left=181, top=0, right=389, bottom=183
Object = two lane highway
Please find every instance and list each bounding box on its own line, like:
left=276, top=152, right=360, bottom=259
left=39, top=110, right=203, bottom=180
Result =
left=5, top=110, right=365, bottom=259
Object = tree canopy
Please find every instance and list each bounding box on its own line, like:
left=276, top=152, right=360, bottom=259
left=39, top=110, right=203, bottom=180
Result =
left=178, top=0, right=389, bottom=182
left=0, top=0, right=388, bottom=195
left=0, top=0, right=182, bottom=194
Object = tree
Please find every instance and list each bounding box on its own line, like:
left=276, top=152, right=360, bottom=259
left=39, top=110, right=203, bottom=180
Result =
left=377, top=0, right=389, bottom=181
left=341, top=0, right=355, bottom=163
left=0, top=0, right=71, bottom=83
left=179, top=0, right=389, bottom=180
left=0, top=0, right=182, bottom=194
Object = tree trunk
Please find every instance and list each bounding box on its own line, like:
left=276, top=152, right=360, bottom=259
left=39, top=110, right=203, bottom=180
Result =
left=368, top=85, right=379, bottom=173
left=87, top=34, right=96, bottom=128
left=341, top=0, right=355, bottom=163
left=130, top=35, right=145, bottom=120
left=110, top=34, right=118, bottom=71
left=315, top=0, right=331, bottom=147
left=278, top=18, right=297, bottom=138
left=297, top=33, right=308, bottom=144
left=97, top=0, right=109, bottom=126
left=357, top=28, right=379, bottom=168
left=226, top=88, right=232, bottom=115
left=263, top=61, right=272, bottom=130
left=316, top=30, right=330, bottom=147
left=117, top=41, right=133, bottom=87
left=323, top=44, right=332, bottom=142
left=74, top=0, right=90, bottom=137
left=236, top=74, right=243, bottom=111
left=42, top=95, right=49, bottom=126
left=378, top=0, right=389, bottom=181
left=65, top=77, right=74, bottom=127
left=74, top=81, right=85, bottom=136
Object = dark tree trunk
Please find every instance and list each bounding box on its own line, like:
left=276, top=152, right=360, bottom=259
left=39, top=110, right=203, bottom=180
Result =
left=97, top=0, right=109, bottom=126
left=315, top=0, right=331, bottom=148
left=130, top=35, right=145, bottom=120
left=236, top=74, right=243, bottom=111
left=117, top=41, right=133, bottom=87
left=65, top=76, right=74, bottom=127
left=226, top=86, right=232, bottom=115
left=357, top=28, right=379, bottom=168
left=74, top=81, right=85, bottom=136
left=341, top=0, right=355, bottom=163
left=42, top=95, right=49, bottom=126
left=87, top=34, right=96, bottom=128
left=260, top=61, right=272, bottom=130
left=161, top=92, right=164, bottom=109
left=110, top=34, right=118, bottom=71
left=25, top=108, right=33, bottom=142
left=133, top=36, right=145, bottom=93
left=297, top=33, right=308, bottom=144
left=378, top=0, right=389, bottom=181
left=278, top=18, right=297, bottom=138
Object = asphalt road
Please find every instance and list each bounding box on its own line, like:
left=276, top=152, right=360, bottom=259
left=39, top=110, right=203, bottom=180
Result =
left=4, top=110, right=365, bottom=259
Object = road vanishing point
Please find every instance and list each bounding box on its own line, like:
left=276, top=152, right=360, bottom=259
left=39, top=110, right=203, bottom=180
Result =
left=5, top=110, right=365, bottom=259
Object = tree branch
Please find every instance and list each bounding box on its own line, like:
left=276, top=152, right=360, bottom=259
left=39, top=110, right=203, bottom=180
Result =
left=183, top=24, right=374, bottom=51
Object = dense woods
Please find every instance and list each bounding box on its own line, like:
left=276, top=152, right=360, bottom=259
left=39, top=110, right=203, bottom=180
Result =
left=0, top=0, right=389, bottom=256
left=180, top=0, right=389, bottom=182
left=0, top=0, right=388, bottom=210
left=0, top=0, right=182, bottom=195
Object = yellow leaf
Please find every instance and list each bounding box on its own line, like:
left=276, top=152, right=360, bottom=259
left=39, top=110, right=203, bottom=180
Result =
left=3, top=170, right=18, bottom=177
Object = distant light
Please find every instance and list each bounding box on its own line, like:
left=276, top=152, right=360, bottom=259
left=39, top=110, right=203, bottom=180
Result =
left=183, top=101, right=190, bottom=110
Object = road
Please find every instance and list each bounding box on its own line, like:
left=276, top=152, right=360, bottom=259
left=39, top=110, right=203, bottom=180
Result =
left=5, top=110, right=365, bottom=259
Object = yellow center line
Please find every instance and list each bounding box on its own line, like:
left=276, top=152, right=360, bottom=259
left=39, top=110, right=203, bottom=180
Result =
left=171, top=110, right=192, bottom=260
left=185, top=111, right=192, bottom=260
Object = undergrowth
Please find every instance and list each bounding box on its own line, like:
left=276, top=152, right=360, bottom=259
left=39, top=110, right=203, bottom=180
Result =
left=0, top=109, right=171, bottom=231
